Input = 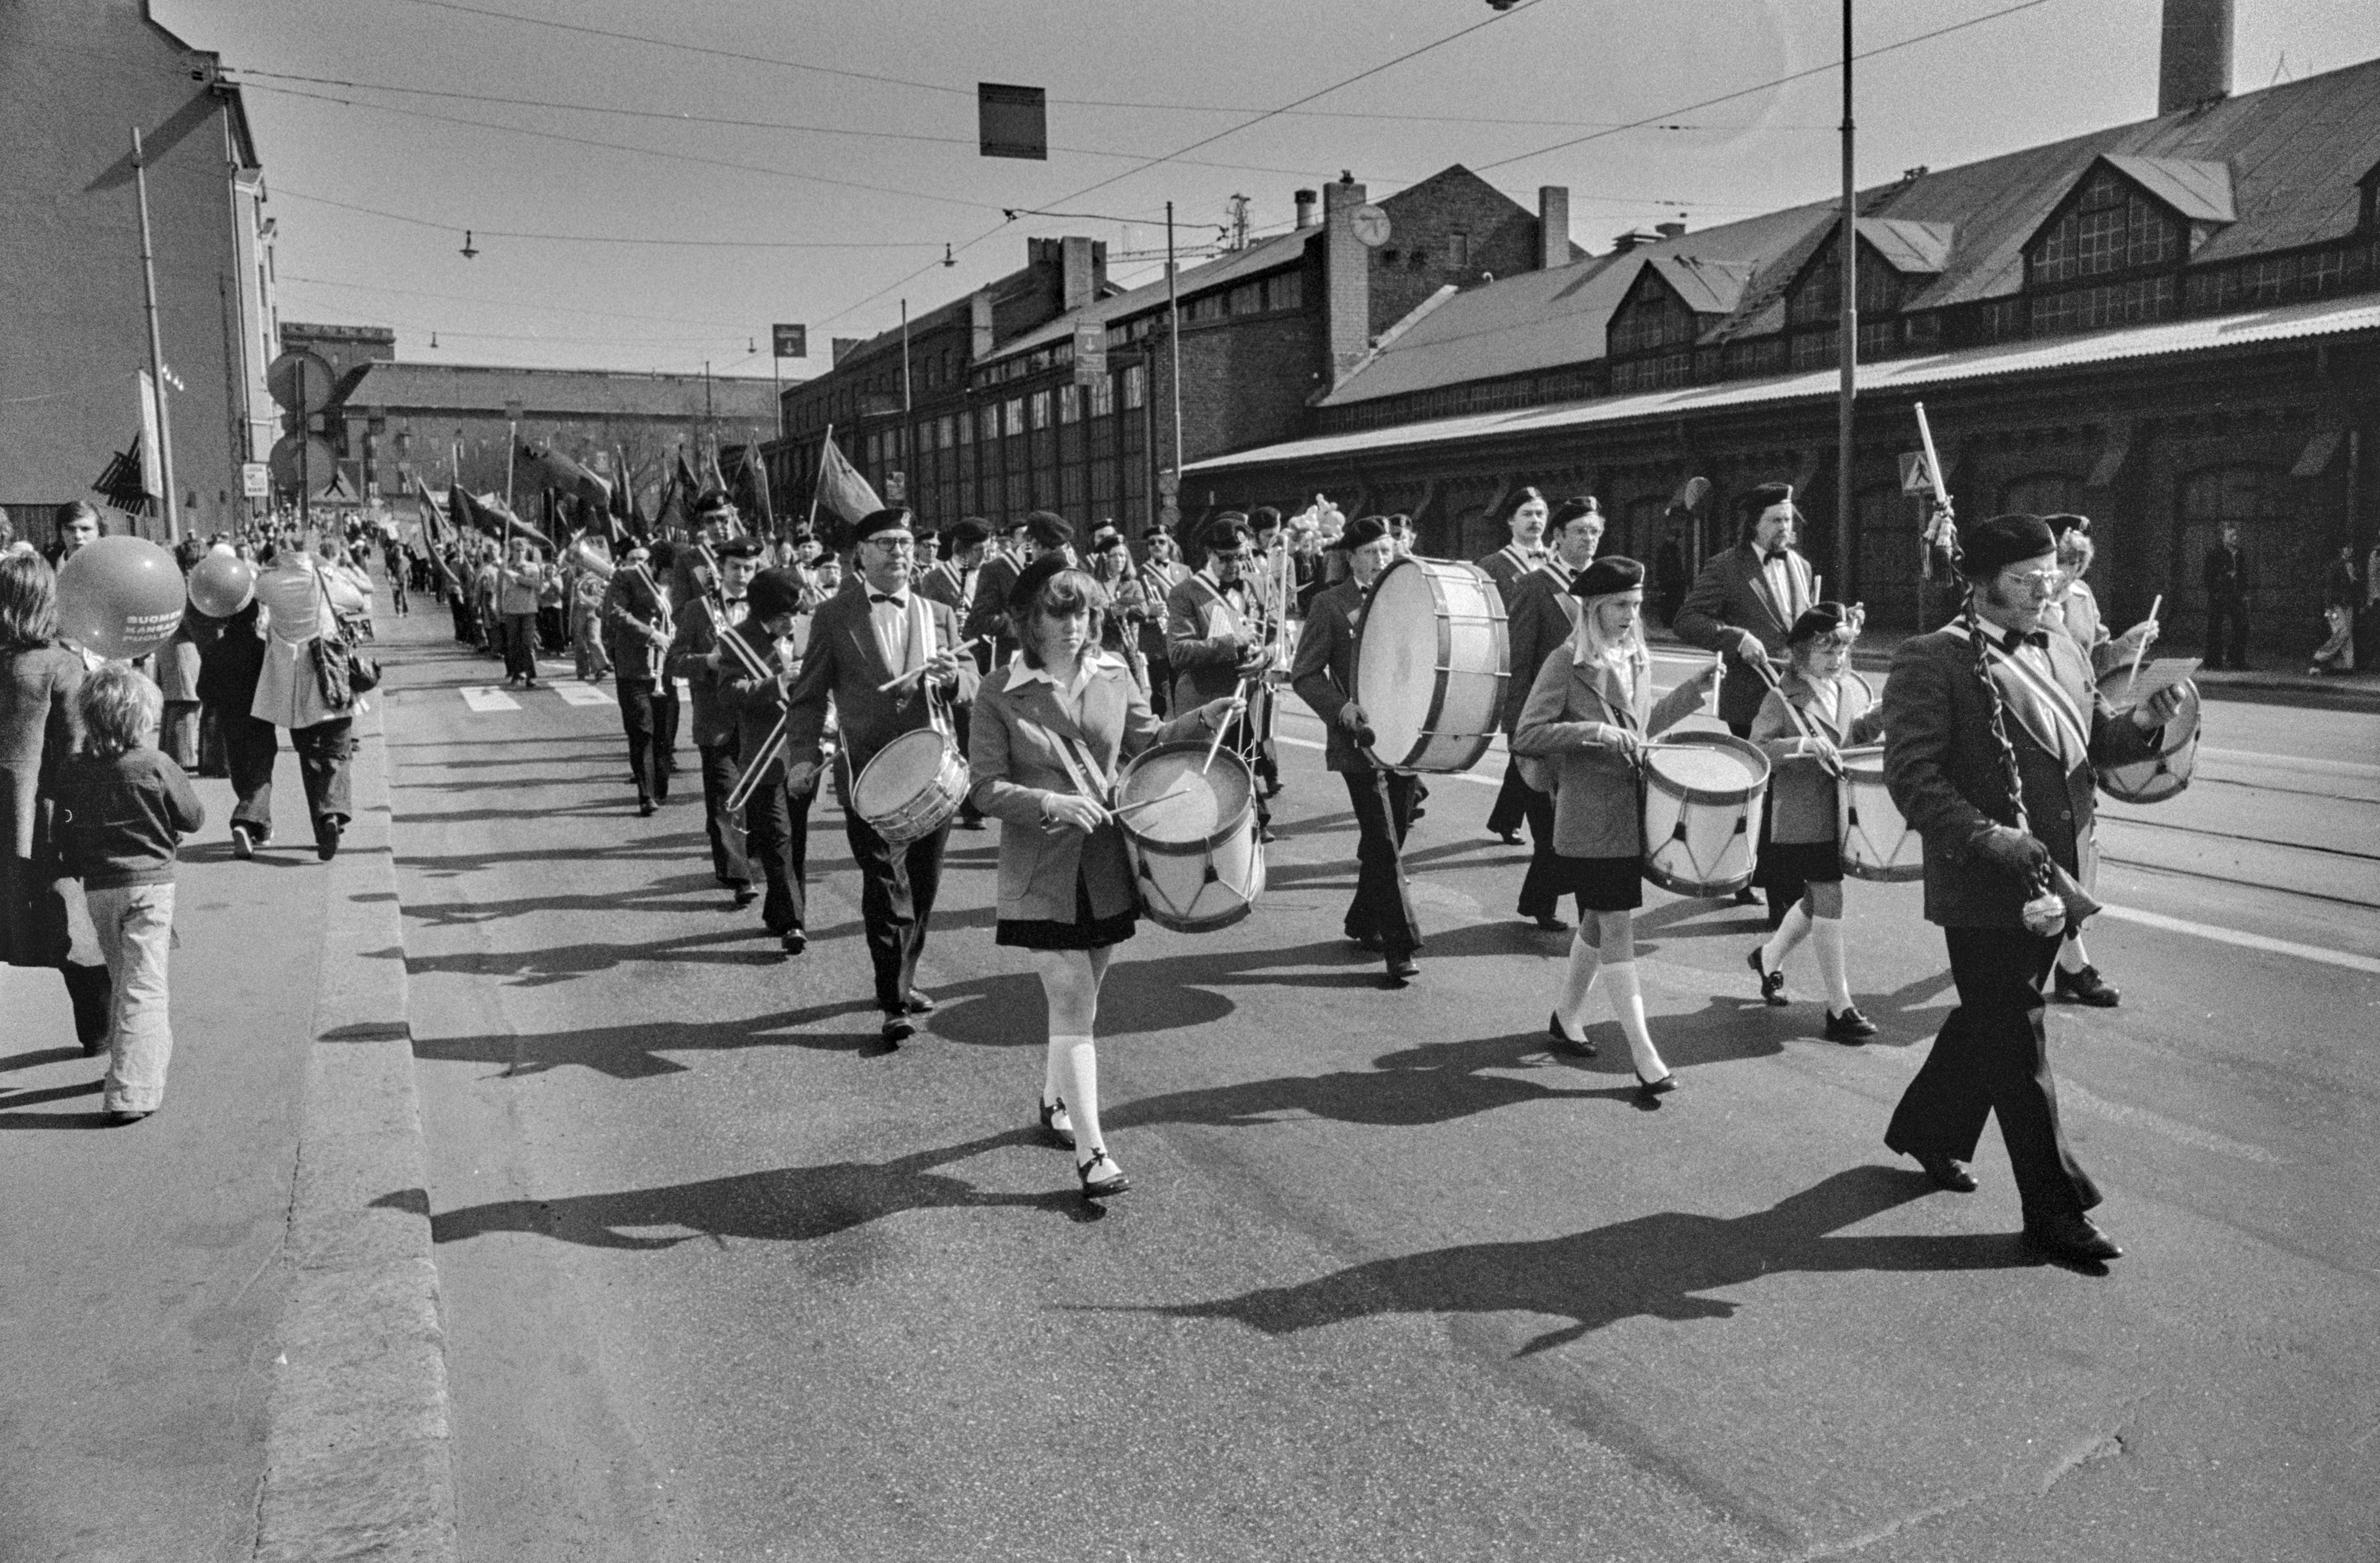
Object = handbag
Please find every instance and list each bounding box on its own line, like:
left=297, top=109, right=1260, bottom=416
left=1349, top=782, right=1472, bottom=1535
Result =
left=308, top=567, right=380, bottom=711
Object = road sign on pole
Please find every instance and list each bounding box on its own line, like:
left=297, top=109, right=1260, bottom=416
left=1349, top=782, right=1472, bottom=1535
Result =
left=1898, top=451, right=1935, bottom=495
left=772, top=324, right=807, bottom=359
left=977, top=83, right=1047, bottom=159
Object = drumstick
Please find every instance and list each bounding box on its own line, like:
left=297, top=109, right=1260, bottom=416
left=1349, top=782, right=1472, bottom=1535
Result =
left=1112, top=783, right=1191, bottom=818
left=2123, top=594, right=2163, bottom=695
left=1202, top=678, right=1250, bottom=774
left=878, top=636, right=984, bottom=692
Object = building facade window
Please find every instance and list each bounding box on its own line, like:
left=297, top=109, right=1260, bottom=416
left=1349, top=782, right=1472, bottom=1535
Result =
left=2032, top=167, right=2179, bottom=285
left=1030, top=389, right=1052, bottom=430
left=1003, top=398, right=1025, bottom=437
left=1447, top=230, right=1470, bottom=268
left=1267, top=271, right=1303, bottom=310
left=1229, top=281, right=1262, bottom=315
left=1056, top=384, right=1080, bottom=424
left=2031, top=273, right=2177, bottom=334
left=1189, top=294, right=1225, bottom=324
left=1122, top=363, right=1146, bottom=409
left=1608, top=279, right=1700, bottom=357
left=1090, top=373, right=1115, bottom=418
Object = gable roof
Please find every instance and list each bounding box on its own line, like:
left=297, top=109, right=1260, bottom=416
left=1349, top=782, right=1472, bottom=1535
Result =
left=983, top=226, right=1317, bottom=367
left=1857, top=218, right=1957, bottom=274
left=2102, top=154, right=2236, bottom=222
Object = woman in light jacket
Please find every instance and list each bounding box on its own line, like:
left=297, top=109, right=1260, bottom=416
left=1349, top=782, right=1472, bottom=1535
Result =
left=1511, top=556, right=1717, bottom=1097
left=967, top=555, right=1240, bottom=1199
left=250, top=544, right=368, bottom=862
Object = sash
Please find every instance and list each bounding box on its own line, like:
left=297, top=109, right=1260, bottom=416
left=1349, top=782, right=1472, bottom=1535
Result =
left=1183, top=571, right=1247, bottom=640
left=1944, top=620, right=2089, bottom=766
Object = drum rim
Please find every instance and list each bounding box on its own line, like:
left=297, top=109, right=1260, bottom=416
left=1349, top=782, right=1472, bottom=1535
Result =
left=853, top=727, right=956, bottom=807
left=1116, top=739, right=1256, bottom=852
left=1351, top=555, right=1508, bottom=774
left=1642, top=730, right=1771, bottom=804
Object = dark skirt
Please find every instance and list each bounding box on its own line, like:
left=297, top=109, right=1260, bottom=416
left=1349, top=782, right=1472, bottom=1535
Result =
left=1541, top=852, right=1644, bottom=913
left=1756, top=837, right=1843, bottom=886
left=996, top=872, right=1139, bottom=952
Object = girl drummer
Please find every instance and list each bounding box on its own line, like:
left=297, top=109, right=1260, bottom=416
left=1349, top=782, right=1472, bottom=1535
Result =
left=1511, top=557, right=1718, bottom=1097
left=967, top=555, right=1242, bottom=1199
left=1745, top=602, right=1887, bottom=1041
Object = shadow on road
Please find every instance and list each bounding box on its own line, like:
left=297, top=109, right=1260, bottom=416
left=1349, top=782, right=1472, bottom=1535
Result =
left=1101, top=1164, right=2026, bottom=1353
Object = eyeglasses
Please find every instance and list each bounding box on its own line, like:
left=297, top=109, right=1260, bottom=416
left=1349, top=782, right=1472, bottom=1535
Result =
left=1999, top=567, right=2062, bottom=594
left=865, top=535, right=916, bottom=551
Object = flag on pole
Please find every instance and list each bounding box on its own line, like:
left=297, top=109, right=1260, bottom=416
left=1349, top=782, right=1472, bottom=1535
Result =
left=813, top=430, right=884, bottom=528
left=518, top=441, right=612, bottom=508
left=674, top=447, right=705, bottom=501
left=734, top=442, right=776, bottom=529
left=452, top=484, right=553, bottom=552
left=93, top=434, right=154, bottom=515
left=609, top=446, right=647, bottom=540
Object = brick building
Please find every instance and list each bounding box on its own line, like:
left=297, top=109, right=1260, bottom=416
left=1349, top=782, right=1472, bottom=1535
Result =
left=279, top=322, right=779, bottom=521
left=1184, top=13, right=2380, bottom=659
left=0, top=1, right=278, bottom=541
left=766, top=166, right=1578, bottom=537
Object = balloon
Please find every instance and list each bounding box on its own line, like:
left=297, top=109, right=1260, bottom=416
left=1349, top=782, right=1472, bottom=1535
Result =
left=54, top=535, right=187, bottom=660
left=186, top=552, right=257, bottom=618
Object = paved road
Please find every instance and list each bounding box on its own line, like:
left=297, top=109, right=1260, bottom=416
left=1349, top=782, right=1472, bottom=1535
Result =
left=380, top=611, right=2380, bottom=1562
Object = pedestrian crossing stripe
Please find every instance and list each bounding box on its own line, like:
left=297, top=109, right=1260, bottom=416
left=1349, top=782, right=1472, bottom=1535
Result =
left=547, top=680, right=613, bottom=707
left=459, top=686, right=519, bottom=712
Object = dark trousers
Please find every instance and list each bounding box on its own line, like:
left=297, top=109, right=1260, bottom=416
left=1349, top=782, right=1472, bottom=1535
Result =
left=1486, top=756, right=1529, bottom=837
left=1886, top=926, right=2101, bottom=1224
left=1217, top=712, right=1272, bottom=830
left=449, top=595, right=473, bottom=645
left=742, top=770, right=814, bottom=936
left=652, top=686, right=682, bottom=771
left=843, top=808, right=948, bottom=1013
left=221, top=709, right=278, bottom=834
left=502, top=612, right=539, bottom=680
left=291, top=719, right=354, bottom=825
left=951, top=700, right=983, bottom=825
left=697, top=740, right=753, bottom=887
left=2205, top=597, right=2249, bottom=670
left=615, top=678, right=665, bottom=803
left=1513, top=776, right=1565, bottom=920
left=1342, top=764, right=1421, bottom=955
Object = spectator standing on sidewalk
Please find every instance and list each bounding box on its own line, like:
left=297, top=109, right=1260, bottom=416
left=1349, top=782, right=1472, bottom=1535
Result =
left=2201, top=522, right=2252, bottom=670
left=0, top=552, right=111, bottom=1049
left=198, top=596, right=274, bottom=858
left=52, top=665, right=203, bottom=1124
left=250, top=547, right=366, bottom=862
left=2310, top=544, right=2359, bottom=676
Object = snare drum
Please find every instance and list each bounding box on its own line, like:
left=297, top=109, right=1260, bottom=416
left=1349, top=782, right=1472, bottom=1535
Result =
left=1351, top=556, right=1508, bottom=773
left=1115, top=741, right=1265, bottom=933
left=2096, top=679, right=2200, bottom=803
left=1640, top=733, right=1770, bottom=897
left=1836, top=745, right=1922, bottom=882
left=852, top=727, right=968, bottom=846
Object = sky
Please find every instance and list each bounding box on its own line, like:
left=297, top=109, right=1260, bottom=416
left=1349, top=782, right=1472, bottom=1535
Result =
left=156, top=0, right=2380, bottom=383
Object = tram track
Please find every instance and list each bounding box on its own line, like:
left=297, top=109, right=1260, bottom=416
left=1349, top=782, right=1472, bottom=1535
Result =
left=2100, top=811, right=2380, bottom=865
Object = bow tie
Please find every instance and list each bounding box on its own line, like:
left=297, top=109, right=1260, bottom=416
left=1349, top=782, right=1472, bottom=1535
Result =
left=2002, top=628, right=2050, bottom=652
left=1763, top=549, right=1790, bottom=566
left=869, top=593, right=906, bottom=606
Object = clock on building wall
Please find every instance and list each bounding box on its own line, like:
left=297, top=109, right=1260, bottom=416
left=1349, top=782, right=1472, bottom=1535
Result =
left=1350, top=205, right=1391, bottom=248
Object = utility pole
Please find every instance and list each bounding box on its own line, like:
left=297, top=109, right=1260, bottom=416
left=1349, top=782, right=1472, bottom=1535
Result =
left=131, top=127, right=181, bottom=543
left=1835, top=0, right=1858, bottom=600
left=1166, top=200, right=1184, bottom=496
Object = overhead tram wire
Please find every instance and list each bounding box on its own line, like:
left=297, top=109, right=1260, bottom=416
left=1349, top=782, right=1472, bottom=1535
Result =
left=812, top=0, right=1551, bottom=332
left=1477, top=0, right=2058, bottom=171
left=271, top=187, right=941, bottom=251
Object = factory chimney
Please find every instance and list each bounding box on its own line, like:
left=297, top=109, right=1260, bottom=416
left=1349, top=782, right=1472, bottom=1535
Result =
left=2159, top=0, right=2233, bottom=114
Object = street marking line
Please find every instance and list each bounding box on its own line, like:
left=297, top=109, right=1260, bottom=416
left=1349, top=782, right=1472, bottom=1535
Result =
left=547, top=681, right=613, bottom=708
left=2198, top=745, right=2380, bottom=781
left=2096, top=903, right=2380, bottom=976
left=458, top=686, right=519, bottom=713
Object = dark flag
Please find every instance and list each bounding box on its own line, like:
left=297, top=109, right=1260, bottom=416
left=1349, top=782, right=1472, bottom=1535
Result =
left=733, top=442, right=775, bottom=530
left=609, top=446, right=647, bottom=540
left=93, top=435, right=154, bottom=514
left=674, top=447, right=704, bottom=503
left=518, top=441, right=613, bottom=508
left=453, top=484, right=554, bottom=552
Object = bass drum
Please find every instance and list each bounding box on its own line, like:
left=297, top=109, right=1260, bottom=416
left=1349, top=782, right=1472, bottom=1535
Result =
left=2096, top=678, right=2200, bottom=804
left=1350, top=556, right=1508, bottom=774
left=1114, top=741, right=1265, bottom=933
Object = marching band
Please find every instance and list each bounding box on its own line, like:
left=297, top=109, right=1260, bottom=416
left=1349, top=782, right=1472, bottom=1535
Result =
left=551, top=470, right=2197, bottom=1259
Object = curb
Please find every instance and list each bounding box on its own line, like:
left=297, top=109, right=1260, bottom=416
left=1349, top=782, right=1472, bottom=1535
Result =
left=251, top=684, right=459, bottom=1562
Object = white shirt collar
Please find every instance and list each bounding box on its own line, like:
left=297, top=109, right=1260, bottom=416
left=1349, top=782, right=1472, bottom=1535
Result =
left=1004, top=651, right=1121, bottom=692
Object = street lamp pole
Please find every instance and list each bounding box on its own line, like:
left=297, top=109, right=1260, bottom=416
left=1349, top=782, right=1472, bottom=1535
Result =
left=1835, top=0, right=1858, bottom=599
left=131, top=126, right=180, bottom=543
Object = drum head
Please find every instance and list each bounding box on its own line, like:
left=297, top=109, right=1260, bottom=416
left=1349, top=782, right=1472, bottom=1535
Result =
left=1353, top=560, right=1439, bottom=765
left=1644, top=736, right=1767, bottom=800
left=855, top=729, right=949, bottom=813
left=1119, top=745, right=1251, bottom=845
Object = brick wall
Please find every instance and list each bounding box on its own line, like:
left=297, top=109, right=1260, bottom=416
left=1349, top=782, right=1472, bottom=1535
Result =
left=1373, top=167, right=1541, bottom=334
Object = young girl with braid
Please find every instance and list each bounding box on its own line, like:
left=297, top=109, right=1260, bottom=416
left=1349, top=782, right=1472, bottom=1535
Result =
left=1746, top=602, right=1887, bottom=1041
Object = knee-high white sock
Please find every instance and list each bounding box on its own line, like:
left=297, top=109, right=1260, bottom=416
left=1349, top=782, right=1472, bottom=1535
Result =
left=1602, top=961, right=1667, bottom=1082
left=1042, top=1035, right=1069, bottom=1118
left=1811, top=915, right=1854, bottom=1013
left=1053, top=1035, right=1107, bottom=1165
left=2058, top=933, right=2090, bottom=972
left=1761, top=902, right=1813, bottom=979
left=1554, top=932, right=1602, bottom=1041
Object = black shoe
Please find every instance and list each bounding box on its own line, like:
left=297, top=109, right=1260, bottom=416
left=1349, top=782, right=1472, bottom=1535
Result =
left=1634, top=1069, right=1679, bottom=1097
left=1747, top=947, right=1787, bottom=1006
left=903, top=991, right=936, bottom=1015
left=2054, top=964, right=2121, bottom=1007
left=1823, top=1006, right=1878, bottom=1043
left=638, top=797, right=656, bottom=817
left=1038, top=1097, right=1075, bottom=1151
left=315, top=817, right=343, bottom=862
left=1076, top=1147, right=1130, bottom=1199
left=780, top=929, right=807, bottom=956
left=1385, top=954, right=1419, bottom=986
left=105, top=1108, right=153, bottom=1126
left=881, top=1012, right=916, bottom=1046
left=1495, top=830, right=1522, bottom=846
left=731, top=884, right=757, bottom=908
left=2022, top=1211, right=2123, bottom=1262
left=1348, top=931, right=1385, bottom=953
left=1531, top=914, right=1570, bottom=934
left=1548, top=1011, right=1596, bottom=1058
left=1258, top=827, right=1279, bottom=843
left=1905, top=1150, right=1979, bottom=1192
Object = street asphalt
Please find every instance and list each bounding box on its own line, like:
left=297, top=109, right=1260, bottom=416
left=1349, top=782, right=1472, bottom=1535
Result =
left=363, top=608, right=2379, bottom=1562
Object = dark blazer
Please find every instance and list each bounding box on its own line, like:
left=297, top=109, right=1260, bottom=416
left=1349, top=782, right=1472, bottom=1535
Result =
left=1673, top=542, right=1816, bottom=730
left=779, top=587, right=976, bottom=785
left=964, top=553, right=1021, bottom=650
left=967, top=655, right=1205, bottom=922
left=2201, top=543, right=2252, bottom=603
left=195, top=602, right=266, bottom=708
left=1164, top=569, right=1259, bottom=708
left=1880, top=621, right=2160, bottom=928
left=1498, top=565, right=1581, bottom=735
left=716, top=618, right=801, bottom=783
left=917, top=559, right=971, bottom=618
left=1474, top=543, right=1537, bottom=595
left=665, top=594, right=748, bottom=750
left=1288, top=578, right=1368, bottom=771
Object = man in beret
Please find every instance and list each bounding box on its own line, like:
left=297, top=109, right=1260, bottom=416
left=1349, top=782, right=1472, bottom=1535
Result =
left=1495, top=496, right=1604, bottom=929
left=716, top=566, right=819, bottom=951
left=667, top=535, right=761, bottom=905
left=1166, top=514, right=1278, bottom=840
left=1292, top=515, right=1421, bottom=984
left=779, top=507, right=978, bottom=1043
left=1880, top=512, right=2185, bottom=1265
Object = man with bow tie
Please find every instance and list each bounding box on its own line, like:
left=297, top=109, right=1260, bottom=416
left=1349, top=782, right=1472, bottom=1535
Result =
left=780, top=508, right=978, bottom=1044
left=1880, top=513, right=2184, bottom=1265
left=1674, top=481, right=1818, bottom=741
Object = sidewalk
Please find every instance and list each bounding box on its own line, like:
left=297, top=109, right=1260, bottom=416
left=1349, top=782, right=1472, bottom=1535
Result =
left=0, top=587, right=455, bottom=1562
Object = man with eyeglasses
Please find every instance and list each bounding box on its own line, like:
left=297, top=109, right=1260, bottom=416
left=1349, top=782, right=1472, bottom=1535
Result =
left=779, top=508, right=976, bottom=1044
left=1164, top=514, right=1278, bottom=840
left=1880, top=512, right=2185, bottom=1265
